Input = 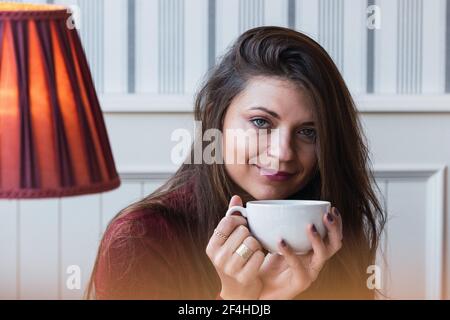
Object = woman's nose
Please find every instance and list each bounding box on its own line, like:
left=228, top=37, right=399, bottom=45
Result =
left=268, top=129, right=295, bottom=162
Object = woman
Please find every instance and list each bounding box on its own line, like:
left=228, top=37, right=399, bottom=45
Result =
left=86, top=26, right=385, bottom=300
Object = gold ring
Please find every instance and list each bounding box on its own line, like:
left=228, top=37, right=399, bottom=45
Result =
left=214, top=229, right=228, bottom=240
left=235, top=243, right=253, bottom=260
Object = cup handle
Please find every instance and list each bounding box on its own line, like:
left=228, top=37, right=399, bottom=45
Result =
left=225, top=206, right=247, bottom=218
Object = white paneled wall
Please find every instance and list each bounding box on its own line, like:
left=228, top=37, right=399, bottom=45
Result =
left=0, top=178, right=167, bottom=300
left=374, top=0, right=447, bottom=94
left=396, top=0, right=423, bottom=94
left=0, top=0, right=449, bottom=300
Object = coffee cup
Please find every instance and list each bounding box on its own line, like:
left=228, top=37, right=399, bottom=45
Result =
left=225, top=200, right=330, bottom=255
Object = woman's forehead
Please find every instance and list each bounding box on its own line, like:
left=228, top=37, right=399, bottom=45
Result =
left=234, top=77, right=315, bottom=120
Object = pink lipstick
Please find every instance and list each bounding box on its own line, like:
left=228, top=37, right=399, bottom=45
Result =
left=255, top=165, right=296, bottom=181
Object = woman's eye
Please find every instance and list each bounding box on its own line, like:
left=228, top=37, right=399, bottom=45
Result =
left=298, top=128, right=316, bottom=140
left=251, top=118, right=270, bottom=129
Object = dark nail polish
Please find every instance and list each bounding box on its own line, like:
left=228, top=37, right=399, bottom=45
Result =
left=311, top=224, right=318, bottom=234
left=280, top=239, right=287, bottom=247
left=327, top=213, right=334, bottom=223
left=334, top=207, right=340, bottom=217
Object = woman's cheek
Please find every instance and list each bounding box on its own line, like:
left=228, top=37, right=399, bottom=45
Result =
left=300, top=151, right=318, bottom=176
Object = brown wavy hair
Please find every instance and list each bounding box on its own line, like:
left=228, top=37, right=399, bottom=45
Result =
left=86, top=26, right=386, bottom=299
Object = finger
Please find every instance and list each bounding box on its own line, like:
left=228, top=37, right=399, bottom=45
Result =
left=206, top=196, right=246, bottom=259
left=223, top=225, right=252, bottom=256
left=213, top=224, right=251, bottom=268
left=228, top=195, right=243, bottom=209
left=259, top=252, right=285, bottom=274
left=238, top=250, right=266, bottom=284
left=277, top=239, right=309, bottom=279
left=323, top=208, right=343, bottom=255
left=306, top=224, right=328, bottom=275
left=225, top=236, right=263, bottom=275
left=206, top=215, right=247, bottom=254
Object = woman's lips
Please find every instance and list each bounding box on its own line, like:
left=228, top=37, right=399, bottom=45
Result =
left=254, top=165, right=296, bottom=181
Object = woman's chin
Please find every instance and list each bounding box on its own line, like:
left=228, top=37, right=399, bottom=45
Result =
left=250, top=187, right=287, bottom=200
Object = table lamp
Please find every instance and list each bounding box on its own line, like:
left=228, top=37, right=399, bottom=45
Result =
left=0, top=3, right=120, bottom=198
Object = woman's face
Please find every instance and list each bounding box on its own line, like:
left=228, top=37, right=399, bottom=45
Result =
left=222, top=76, right=318, bottom=200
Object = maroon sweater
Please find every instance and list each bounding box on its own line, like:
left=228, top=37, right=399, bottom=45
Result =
left=93, top=181, right=222, bottom=299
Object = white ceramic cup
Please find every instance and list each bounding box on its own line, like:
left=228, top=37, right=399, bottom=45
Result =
left=225, top=200, right=331, bottom=255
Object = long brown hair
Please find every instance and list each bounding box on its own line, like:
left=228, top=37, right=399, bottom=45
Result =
left=86, top=26, right=385, bottom=299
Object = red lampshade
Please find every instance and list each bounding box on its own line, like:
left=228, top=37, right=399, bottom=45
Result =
left=0, top=3, right=120, bottom=198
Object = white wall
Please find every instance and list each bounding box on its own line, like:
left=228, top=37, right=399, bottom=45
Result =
left=0, top=0, right=449, bottom=300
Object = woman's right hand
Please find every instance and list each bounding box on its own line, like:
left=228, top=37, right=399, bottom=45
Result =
left=206, top=195, right=266, bottom=300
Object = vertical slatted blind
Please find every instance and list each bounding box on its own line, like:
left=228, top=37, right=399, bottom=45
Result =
left=1, top=0, right=444, bottom=95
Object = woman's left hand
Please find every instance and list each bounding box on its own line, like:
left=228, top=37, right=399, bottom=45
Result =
left=257, top=207, right=343, bottom=300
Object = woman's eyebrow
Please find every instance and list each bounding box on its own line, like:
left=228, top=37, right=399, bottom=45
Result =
left=249, top=106, right=280, bottom=119
left=248, top=106, right=315, bottom=125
